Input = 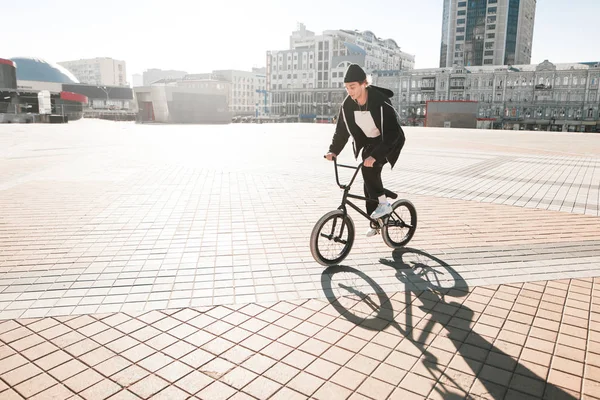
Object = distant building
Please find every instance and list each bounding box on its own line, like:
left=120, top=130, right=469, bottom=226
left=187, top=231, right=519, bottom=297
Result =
left=134, top=76, right=231, bottom=124
left=213, top=68, right=268, bottom=117
left=267, top=23, right=415, bottom=122
left=373, top=60, right=600, bottom=132
left=1, top=57, right=89, bottom=123
left=439, top=0, right=536, bottom=67
left=58, top=57, right=128, bottom=86
left=143, top=69, right=187, bottom=86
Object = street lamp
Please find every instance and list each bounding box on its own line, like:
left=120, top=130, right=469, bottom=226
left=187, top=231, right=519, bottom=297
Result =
left=97, top=85, right=111, bottom=109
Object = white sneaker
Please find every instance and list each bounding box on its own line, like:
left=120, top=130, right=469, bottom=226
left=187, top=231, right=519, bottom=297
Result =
left=366, top=227, right=380, bottom=237
left=370, top=202, right=392, bottom=219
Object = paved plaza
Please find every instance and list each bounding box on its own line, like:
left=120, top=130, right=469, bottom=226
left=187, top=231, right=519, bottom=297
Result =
left=0, top=120, right=599, bottom=399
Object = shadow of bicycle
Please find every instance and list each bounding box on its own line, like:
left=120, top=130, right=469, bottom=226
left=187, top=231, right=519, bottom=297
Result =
left=320, top=248, right=576, bottom=400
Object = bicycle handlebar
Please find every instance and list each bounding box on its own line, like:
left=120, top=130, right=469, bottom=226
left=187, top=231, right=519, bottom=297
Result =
left=324, top=155, right=363, bottom=188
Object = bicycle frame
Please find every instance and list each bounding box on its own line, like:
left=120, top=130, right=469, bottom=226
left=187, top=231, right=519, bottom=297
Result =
left=331, top=158, right=382, bottom=225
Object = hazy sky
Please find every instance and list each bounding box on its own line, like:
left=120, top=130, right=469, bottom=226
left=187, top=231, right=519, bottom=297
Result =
left=2, top=0, right=599, bottom=83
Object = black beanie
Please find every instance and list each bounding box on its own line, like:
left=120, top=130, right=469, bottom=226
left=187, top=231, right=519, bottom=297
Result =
left=344, top=64, right=367, bottom=83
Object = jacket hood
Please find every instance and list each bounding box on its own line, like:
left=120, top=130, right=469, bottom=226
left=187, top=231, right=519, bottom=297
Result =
left=369, top=85, right=394, bottom=98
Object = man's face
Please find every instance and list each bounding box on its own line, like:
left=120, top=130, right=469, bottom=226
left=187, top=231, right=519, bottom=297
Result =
left=344, top=82, right=365, bottom=100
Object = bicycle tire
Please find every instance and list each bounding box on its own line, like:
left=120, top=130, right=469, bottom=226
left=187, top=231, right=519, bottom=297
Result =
left=382, top=199, right=417, bottom=248
left=310, top=210, right=355, bottom=266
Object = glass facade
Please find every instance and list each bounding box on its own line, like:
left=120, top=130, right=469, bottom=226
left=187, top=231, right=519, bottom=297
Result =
left=440, top=0, right=450, bottom=67
left=464, top=0, right=487, bottom=66
left=504, top=0, right=521, bottom=65
left=11, top=57, right=79, bottom=84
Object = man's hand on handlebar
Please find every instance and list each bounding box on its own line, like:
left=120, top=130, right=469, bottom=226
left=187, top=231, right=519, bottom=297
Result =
left=363, top=156, right=376, bottom=168
left=324, top=152, right=337, bottom=161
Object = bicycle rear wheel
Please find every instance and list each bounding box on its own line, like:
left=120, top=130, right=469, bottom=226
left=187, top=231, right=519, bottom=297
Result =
left=310, top=210, right=355, bottom=266
left=382, top=199, right=417, bottom=248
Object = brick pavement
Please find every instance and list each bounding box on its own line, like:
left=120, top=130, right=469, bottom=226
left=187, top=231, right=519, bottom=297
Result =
left=0, top=120, right=599, bottom=399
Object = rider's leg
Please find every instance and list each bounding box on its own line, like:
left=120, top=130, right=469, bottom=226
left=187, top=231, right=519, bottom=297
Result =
left=363, top=163, right=394, bottom=220
left=362, top=165, right=385, bottom=215
left=362, top=144, right=385, bottom=213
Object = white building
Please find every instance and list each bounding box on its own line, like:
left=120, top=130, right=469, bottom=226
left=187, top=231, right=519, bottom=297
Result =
left=213, top=68, right=268, bottom=117
left=267, top=24, right=415, bottom=121
left=440, top=0, right=536, bottom=67
left=269, top=24, right=414, bottom=92
left=58, top=57, right=127, bottom=86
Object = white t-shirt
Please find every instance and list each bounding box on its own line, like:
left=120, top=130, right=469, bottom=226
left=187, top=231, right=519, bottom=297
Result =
left=354, top=110, right=381, bottom=138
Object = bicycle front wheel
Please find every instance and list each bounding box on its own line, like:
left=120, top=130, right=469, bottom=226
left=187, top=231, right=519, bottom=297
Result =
left=382, top=199, right=417, bottom=248
left=310, top=210, right=355, bottom=266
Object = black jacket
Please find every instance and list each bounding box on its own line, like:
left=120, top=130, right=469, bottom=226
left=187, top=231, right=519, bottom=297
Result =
left=328, top=85, right=405, bottom=168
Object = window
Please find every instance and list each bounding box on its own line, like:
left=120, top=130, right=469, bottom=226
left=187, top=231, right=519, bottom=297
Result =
left=564, top=77, right=569, bottom=85
left=485, top=42, right=494, bottom=49
left=488, top=7, right=497, bottom=13
left=455, top=44, right=463, bottom=51
left=487, top=24, right=496, bottom=30
left=457, top=18, right=465, bottom=24
left=487, top=16, right=496, bottom=23
left=484, top=59, right=493, bottom=65
left=458, top=1, right=466, bottom=6
left=456, top=35, right=465, bottom=41
left=487, top=33, right=495, bottom=39
left=457, top=27, right=465, bottom=33
left=457, top=10, right=466, bottom=16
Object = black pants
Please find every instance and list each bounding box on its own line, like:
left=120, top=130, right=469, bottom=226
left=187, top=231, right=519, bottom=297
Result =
left=361, top=144, right=387, bottom=215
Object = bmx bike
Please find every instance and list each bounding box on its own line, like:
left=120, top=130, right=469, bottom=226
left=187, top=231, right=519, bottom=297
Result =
left=310, top=157, right=417, bottom=266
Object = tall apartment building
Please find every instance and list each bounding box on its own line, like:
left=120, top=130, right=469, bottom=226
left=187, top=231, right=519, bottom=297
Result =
left=440, top=0, right=536, bottom=67
left=213, top=68, right=268, bottom=116
left=269, top=23, right=414, bottom=91
left=58, top=57, right=127, bottom=86
left=266, top=23, right=415, bottom=121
